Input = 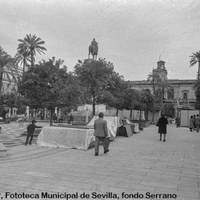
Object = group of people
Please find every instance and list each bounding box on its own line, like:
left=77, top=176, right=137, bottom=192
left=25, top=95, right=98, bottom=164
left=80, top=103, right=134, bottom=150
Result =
left=24, top=112, right=110, bottom=155
left=25, top=110, right=182, bottom=155
left=53, top=113, right=74, bottom=124
left=189, top=114, right=200, bottom=132
left=24, top=112, right=169, bottom=154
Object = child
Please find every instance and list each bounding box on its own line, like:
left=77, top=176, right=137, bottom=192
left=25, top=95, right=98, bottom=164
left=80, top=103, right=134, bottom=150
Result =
left=25, top=120, right=42, bottom=145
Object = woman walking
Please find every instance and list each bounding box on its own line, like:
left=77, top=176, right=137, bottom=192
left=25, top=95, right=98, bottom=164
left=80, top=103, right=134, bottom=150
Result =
left=157, top=114, right=168, bottom=142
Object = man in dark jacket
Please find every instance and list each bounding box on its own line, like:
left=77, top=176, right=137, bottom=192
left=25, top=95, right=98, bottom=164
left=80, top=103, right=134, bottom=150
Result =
left=94, top=112, right=109, bottom=156
left=157, top=114, right=168, bottom=142
left=25, top=120, right=42, bottom=145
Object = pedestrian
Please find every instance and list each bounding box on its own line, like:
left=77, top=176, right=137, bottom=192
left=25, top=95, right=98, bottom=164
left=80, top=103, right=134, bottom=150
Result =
left=189, top=116, right=194, bottom=132
left=156, top=114, right=168, bottom=142
left=195, top=114, right=200, bottom=132
left=25, top=120, right=42, bottom=145
left=94, top=112, right=110, bottom=156
left=193, top=115, right=196, bottom=130
left=69, top=114, right=74, bottom=124
left=175, top=117, right=180, bottom=128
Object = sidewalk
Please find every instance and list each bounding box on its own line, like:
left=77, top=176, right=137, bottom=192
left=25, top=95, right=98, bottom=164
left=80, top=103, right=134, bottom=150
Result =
left=0, top=124, right=199, bottom=200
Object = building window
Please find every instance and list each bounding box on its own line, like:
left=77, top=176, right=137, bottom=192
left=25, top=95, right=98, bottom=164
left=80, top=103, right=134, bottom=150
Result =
left=183, top=93, right=188, bottom=100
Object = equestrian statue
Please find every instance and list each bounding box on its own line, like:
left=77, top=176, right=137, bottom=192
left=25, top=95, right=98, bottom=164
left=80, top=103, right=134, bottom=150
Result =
left=88, top=38, right=98, bottom=60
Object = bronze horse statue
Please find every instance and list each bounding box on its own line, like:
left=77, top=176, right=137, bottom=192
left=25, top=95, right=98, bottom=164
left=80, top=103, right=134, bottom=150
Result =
left=88, top=39, right=98, bottom=59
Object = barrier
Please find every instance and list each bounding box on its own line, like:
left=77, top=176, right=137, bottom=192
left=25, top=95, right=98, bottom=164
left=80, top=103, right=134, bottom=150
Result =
left=37, top=126, right=94, bottom=150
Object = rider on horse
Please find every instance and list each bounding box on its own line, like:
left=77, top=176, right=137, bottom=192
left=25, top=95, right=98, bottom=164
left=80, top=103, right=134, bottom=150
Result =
left=91, top=38, right=98, bottom=48
left=89, top=38, right=98, bottom=59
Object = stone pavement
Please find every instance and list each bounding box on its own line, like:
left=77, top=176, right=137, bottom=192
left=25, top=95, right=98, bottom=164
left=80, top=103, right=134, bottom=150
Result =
left=0, top=123, right=200, bottom=200
left=0, top=122, right=49, bottom=147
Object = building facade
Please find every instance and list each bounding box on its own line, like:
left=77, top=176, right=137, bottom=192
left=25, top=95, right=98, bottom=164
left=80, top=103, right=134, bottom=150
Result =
left=131, top=60, right=196, bottom=120
left=1, top=63, right=23, bottom=117
left=2, top=63, right=22, bottom=94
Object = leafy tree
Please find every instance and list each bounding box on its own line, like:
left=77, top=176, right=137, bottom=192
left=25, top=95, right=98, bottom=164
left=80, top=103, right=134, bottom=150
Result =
left=98, top=72, right=127, bottom=113
left=140, top=89, right=154, bottom=120
left=17, top=34, right=47, bottom=68
left=0, top=92, right=22, bottom=114
left=147, top=68, right=172, bottom=121
left=163, top=103, right=175, bottom=117
left=124, top=88, right=141, bottom=110
left=190, top=51, right=200, bottom=80
left=147, top=70, right=160, bottom=96
left=19, top=58, right=83, bottom=125
left=74, top=58, right=117, bottom=115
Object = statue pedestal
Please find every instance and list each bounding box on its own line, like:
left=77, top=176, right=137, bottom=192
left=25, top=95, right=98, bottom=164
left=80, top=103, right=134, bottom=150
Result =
left=0, top=143, right=7, bottom=157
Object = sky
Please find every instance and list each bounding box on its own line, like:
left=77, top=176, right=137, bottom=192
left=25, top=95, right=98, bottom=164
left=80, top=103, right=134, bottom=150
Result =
left=1, top=0, right=200, bottom=81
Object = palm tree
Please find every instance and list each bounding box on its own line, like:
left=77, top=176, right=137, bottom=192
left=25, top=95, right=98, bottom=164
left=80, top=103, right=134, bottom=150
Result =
left=0, top=46, right=12, bottom=92
left=190, top=51, right=200, bottom=80
left=147, top=69, right=161, bottom=96
left=14, top=49, right=30, bottom=74
left=17, top=34, right=47, bottom=68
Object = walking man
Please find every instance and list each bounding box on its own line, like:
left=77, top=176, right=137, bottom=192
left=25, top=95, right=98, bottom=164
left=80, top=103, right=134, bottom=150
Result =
left=195, top=114, right=200, bottom=132
left=94, top=112, right=110, bottom=156
left=25, top=120, right=42, bottom=145
left=157, top=114, right=168, bottom=142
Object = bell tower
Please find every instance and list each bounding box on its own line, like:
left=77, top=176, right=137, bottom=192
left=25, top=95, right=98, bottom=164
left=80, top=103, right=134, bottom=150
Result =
left=153, top=59, right=168, bottom=81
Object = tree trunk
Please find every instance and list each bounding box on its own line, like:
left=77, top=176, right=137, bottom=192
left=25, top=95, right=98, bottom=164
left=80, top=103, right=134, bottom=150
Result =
left=153, top=79, right=155, bottom=96
left=92, top=97, right=95, bottom=116
left=0, top=70, right=3, bottom=93
left=23, top=58, right=26, bottom=74
left=145, top=110, right=148, bottom=120
left=31, top=48, right=34, bottom=68
left=50, top=108, right=54, bottom=126
left=116, top=108, right=119, bottom=116
left=92, top=89, right=96, bottom=116
left=198, top=61, right=200, bottom=80
left=130, top=109, right=132, bottom=120
left=152, top=108, right=155, bottom=123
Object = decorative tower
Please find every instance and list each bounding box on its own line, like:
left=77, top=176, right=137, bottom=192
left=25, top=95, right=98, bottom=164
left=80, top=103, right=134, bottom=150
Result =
left=153, top=59, right=168, bottom=81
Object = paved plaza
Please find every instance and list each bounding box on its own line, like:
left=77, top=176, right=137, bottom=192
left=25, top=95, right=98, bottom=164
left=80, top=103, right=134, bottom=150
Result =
left=0, top=122, right=200, bottom=200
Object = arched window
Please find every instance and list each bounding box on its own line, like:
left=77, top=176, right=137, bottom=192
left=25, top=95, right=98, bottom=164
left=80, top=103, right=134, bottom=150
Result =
left=183, top=93, right=188, bottom=100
